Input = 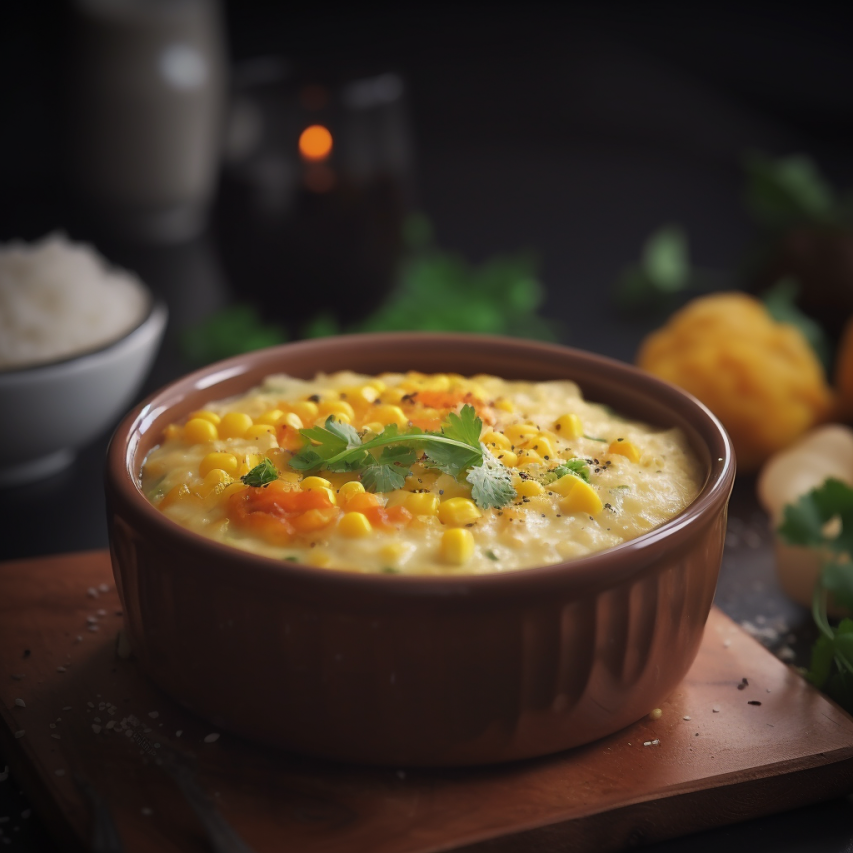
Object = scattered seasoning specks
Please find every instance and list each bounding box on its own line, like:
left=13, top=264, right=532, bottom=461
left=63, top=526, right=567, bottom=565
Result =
left=175, top=730, right=183, bottom=738
left=682, top=715, right=691, bottom=721
left=643, top=739, right=660, bottom=746
left=56, top=666, right=67, bottom=673
left=14, top=699, right=25, bottom=709
left=148, top=711, right=159, bottom=719
left=91, top=725, right=102, bottom=734
left=748, top=700, right=762, bottom=706
left=87, top=588, right=98, bottom=599
left=99, top=583, right=110, bottom=593
left=737, top=677, right=749, bottom=691
left=203, top=733, right=220, bottom=744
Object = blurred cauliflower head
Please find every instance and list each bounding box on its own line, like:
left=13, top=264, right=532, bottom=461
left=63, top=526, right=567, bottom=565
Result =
left=636, top=292, right=833, bottom=472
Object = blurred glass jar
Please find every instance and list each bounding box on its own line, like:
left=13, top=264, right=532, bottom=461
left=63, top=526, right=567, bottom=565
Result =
left=67, top=0, right=227, bottom=242
left=214, top=59, right=414, bottom=334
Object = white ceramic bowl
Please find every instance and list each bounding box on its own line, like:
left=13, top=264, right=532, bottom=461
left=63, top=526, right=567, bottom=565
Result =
left=0, top=298, right=167, bottom=486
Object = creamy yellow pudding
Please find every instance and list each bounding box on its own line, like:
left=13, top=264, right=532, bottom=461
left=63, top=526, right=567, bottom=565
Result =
left=141, top=371, right=703, bottom=575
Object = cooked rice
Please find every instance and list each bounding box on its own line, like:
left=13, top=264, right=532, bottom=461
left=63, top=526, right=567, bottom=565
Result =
left=0, top=233, right=149, bottom=370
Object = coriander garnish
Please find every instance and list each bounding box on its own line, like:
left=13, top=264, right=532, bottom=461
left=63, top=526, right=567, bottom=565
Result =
left=290, top=404, right=516, bottom=509
left=240, top=458, right=279, bottom=487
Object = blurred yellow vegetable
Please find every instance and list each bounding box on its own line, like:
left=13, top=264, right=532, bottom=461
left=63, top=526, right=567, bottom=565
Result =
left=637, top=292, right=833, bottom=471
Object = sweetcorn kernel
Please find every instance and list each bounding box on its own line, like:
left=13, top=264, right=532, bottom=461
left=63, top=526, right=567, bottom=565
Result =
left=301, top=476, right=332, bottom=491
left=554, top=413, right=583, bottom=438
left=197, top=468, right=233, bottom=497
left=505, top=423, right=539, bottom=445
left=243, top=423, right=276, bottom=442
left=379, top=542, right=407, bottom=564
left=159, top=483, right=194, bottom=509
left=188, top=410, right=221, bottom=425
left=281, top=412, right=304, bottom=430
left=163, top=423, right=183, bottom=442
left=482, top=430, right=511, bottom=450
left=219, top=412, right=254, bottom=440
left=495, top=449, right=518, bottom=467
left=494, top=398, right=514, bottom=412
left=440, top=528, right=475, bottom=564
left=318, top=400, right=356, bottom=421
left=184, top=417, right=219, bottom=444
left=403, top=492, right=440, bottom=515
left=338, top=481, right=366, bottom=503
left=515, top=479, right=544, bottom=497
left=609, top=439, right=641, bottom=462
left=557, top=477, right=603, bottom=515
left=362, top=421, right=384, bottom=435
left=438, top=497, right=482, bottom=526
left=256, top=409, right=286, bottom=426
left=292, top=401, right=319, bottom=423
left=373, top=404, right=408, bottom=428
left=526, top=435, right=556, bottom=459
left=338, top=512, right=372, bottom=538
left=199, top=452, right=239, bottom=478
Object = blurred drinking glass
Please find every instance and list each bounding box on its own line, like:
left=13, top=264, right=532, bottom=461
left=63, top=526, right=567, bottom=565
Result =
left=67, top=0, right=227, bottom=243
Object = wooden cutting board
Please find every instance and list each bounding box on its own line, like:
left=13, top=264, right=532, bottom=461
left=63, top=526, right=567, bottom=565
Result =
left=2, top=551, right=852, bottom=853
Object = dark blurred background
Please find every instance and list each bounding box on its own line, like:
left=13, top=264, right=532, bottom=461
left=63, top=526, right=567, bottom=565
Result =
left=3, top=4, right=853, bottom=851
left=4, top=1, right=853, bottom=364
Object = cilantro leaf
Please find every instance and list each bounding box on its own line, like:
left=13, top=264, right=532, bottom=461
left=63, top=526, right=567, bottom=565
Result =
left=291, top=416, right=362, bottom=470
left=821, top=562, right=853, bottom=612
left=442, top=405, right=483, bottom=447
left=466, top=448, right=516, bottom=510
left=423, top=404, right=484, bottom=476
left=361, top=445, right=418, bottom=493
left=289, top=402, right=515, bottom=509
left=542, top=458, right=590, bottom=485
left=240, top=458, right=279, bottom=487
left=777, top=478, right=853, bottom=556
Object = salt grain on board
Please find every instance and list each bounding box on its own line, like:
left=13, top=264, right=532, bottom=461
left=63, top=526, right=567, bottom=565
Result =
left=14, top=699, right=24, bottom=708
left=203, top=733, right=220, bottom=743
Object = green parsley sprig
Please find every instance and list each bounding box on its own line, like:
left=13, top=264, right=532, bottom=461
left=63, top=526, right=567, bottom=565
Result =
left=289, top=404, right=516, bottom=509
left=777, top=477, right=853, bottom=713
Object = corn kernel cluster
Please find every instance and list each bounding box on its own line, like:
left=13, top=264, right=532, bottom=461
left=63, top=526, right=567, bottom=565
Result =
left=140, top=371, right=669, bottom=575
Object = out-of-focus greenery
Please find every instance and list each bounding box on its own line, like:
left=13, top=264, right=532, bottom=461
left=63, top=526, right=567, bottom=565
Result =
left=181, top=304, right=288, bottom=366
left=743, top=151, right=852, bottom=232
left=182, top=214, right=556, bottom=366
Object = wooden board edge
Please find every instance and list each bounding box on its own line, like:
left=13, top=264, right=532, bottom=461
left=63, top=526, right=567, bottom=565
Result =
left=455, top=752, right=853, bottom=852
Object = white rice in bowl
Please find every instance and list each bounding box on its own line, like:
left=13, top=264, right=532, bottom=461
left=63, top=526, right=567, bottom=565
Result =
left=0, top=233, right=150, bottom=370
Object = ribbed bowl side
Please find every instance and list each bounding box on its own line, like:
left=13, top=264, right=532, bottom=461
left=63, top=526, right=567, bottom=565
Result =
left=110, top=499, right=727, bottom=766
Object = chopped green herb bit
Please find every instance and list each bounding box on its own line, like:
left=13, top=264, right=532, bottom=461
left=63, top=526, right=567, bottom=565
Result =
left=240, top=458, right=279, bottom=487
left=542, top=458, right=590, bottom=485
left=381, top=566, right=401, bottom=574
left=291, top=404, right=516, bottom=510
left=484, top=550, right=499, bottom=561
left=583, top=435, right=607, bottom=443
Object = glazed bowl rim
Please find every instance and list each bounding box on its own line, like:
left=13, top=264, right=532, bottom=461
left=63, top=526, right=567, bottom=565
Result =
left=107, top=332, right=735, bottom=597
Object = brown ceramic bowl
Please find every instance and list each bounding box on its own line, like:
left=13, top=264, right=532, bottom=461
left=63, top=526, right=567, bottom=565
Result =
left=106, top=333, right=735, bottom=766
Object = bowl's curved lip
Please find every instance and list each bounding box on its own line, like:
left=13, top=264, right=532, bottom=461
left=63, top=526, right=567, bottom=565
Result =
left=0, top=291, right=165, bottom=379
left=107, top=332, right=736, bottom=599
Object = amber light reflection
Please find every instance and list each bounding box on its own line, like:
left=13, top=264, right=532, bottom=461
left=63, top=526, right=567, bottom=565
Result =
left=299, top=125, right=333, bottom=161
